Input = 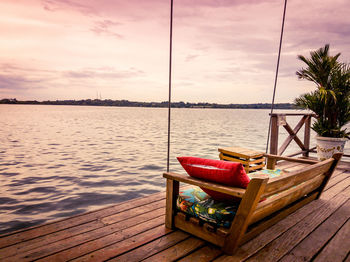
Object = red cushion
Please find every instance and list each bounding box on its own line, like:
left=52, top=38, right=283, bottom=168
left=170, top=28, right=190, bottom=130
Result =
left=177, top=157, right=250, bottom=201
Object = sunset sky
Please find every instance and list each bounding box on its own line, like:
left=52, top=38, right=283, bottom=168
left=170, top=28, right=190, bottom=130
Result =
left=0, top=0, right=349, bottom=103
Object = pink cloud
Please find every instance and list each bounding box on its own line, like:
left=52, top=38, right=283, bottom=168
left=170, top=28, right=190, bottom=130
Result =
left=90, top=19, right=123, bottom=38
left=0, top=0, right=349, bottom=103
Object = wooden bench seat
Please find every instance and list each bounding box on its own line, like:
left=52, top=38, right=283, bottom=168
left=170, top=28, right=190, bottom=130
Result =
left=163, top=153, right=342, bottom=255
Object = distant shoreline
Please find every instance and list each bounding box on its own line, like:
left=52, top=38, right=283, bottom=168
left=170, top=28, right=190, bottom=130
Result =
left=0, top=98, right=296, bottom=109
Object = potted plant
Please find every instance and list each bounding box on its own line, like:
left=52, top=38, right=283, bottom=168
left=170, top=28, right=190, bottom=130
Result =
left=294, top=44, right=350, bottom=160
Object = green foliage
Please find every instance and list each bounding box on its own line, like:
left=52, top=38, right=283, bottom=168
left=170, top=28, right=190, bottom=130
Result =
left=294, top=44, right=350, bottom=138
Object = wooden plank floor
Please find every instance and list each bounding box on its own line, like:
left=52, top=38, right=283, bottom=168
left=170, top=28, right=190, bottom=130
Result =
left=1, top=160, right=349, bottom=261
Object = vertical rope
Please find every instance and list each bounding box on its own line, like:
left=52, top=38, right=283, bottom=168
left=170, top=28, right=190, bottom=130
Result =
left=266, top=0, right=288, bottom=153
left=167, top=0, right=174, bottom=172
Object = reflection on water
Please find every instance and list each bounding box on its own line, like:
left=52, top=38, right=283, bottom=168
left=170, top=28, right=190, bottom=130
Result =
left=0, top=105, right=348, bottom=234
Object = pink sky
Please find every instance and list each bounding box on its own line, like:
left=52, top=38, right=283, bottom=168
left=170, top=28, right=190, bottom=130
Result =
left=0, top=0, right=349, bottom=103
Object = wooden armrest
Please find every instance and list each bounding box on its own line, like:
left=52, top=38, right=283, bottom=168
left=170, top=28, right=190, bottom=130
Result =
left=262, top=158, right=334, bottom=198
left=163, top=172, right=246, bottom=198
left=263, top=153, right=319, bottom=165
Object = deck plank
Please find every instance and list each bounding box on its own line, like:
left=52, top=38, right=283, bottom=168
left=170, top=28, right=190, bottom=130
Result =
left=39, top=215, right=165, bottom=262
left=177, top=244, right=223, bottom=262
left=313, top=218, right=350, bottom=262
left=272, top=160, right=303, bottom=169
left=5, top=213, right=165, bottom=261
left=0, top=219, right=105, bottom=260
left=244, top=186, right=350, bottom=262
left=142, top=237, right=205, bottom=262
left=279, top=199, right=350, bottom=262
left=108, top=231, right=190, bottom=262
left=345, top=254, right=350, bottom=262
left=71, top=224, right=172, bottom=262
left=324, top=170, right=349, bottom=190
left=0, top=200, right=165, bottom=259
left=281, top=162, right=307, bottom=172
left=0, top=191, right=165, bottom=249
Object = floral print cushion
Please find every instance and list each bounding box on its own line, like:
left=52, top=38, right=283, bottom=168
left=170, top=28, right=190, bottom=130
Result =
left=176, top=187, right=239, bottom=228
left=248, top=169, right=283, bottom=179
left=176, top=169, right=284, bottom=227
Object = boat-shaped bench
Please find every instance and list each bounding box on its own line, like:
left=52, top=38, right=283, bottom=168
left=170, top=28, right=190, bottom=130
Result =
left=163, top=153, right=342, bottom=255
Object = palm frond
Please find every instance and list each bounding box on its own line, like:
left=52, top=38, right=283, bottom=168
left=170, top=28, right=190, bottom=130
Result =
left=295, top=44, right=350, bottom=138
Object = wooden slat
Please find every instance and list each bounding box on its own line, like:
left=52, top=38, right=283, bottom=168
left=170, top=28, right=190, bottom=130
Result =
left=218, top=147, right=264, bottom=159
left=286, top=150, right=308, bottom=158
left=281, top=163, right=308, bottom=173
left=243, top=186, right=350, bottom=262
left=327, top=168, right=343, bottom=178
left=325, top=170, right=349, bottom=190
left=163, top=172, right=246, bottom=198
left=71, top=224, right=172, bottom=262
left=101, top=199, right=165, bottom=225
left=220, top=153, right=265, bottom=165
left=190, top=217, right=201, bottom=226
left=177, top=244, right=223, bottom=262
left=265, top=160, right=304, bottom=175
left=165, top=179, right=179, bottom=229
left=223, top=177, right=268, bottom=254
left=266, top=157, right=276, bottom=170
left=303, top=115, right=311, bottom=157
left=265, top=153, right=317, bottom=170
left=320, top=176, right=350, bottom=200
left=0, top=191, right=166, bottom=249
left=174, top=215, right=225, bottom=247
left=142, top=237, right=205, bottom=262
left=109, top=231, right=190, bottom=262
left=279, top=199, right=350, bottom=262
left=279, top=117, right=306, bottom=155
left=277, top=166, right=304, bottom=177
left=263, top=159, right=333, bottom=198
left=313, top=218, right=350, bottom=262
left=248, top=163, right=265, bottom=171
left=251, top=175, right=325, bottom=224
left=263, top=154, right=319, bottom=165
left=0, top=201, right=165, bottom=260
left=316, top=153, right=343, bottom=198
left=242, top=192, right=318, bottom=244
left=275, top=160, right=305, bottom=170
left=7, top=214, right=166, bottom=261
left=269, top=115, right=279, bottom=156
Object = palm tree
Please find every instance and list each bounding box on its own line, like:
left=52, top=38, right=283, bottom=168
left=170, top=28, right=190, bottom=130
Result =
left=294, top=44, right=350, bottom=138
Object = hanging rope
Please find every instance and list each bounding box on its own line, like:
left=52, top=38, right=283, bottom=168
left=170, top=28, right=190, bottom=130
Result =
left=167, top=0, right=174, bottom=172
left=265, top=0, right=288, bottom=153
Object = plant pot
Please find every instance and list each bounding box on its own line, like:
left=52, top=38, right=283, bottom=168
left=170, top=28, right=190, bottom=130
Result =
left=316, top=136, right=347, bottom=161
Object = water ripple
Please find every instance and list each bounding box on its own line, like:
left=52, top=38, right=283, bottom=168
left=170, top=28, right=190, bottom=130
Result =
left=0, top=105, right=348, bottom=235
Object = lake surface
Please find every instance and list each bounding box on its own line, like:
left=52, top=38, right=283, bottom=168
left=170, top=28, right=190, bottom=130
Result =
left=0, top=105, right=349, bottom=234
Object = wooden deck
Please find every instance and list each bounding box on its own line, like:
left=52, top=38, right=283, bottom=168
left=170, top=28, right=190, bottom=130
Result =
left=1, top=160, right=349, bottom=261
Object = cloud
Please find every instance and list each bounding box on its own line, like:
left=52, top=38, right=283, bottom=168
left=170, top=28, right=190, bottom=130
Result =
left=0, top=75, right=42, bottom=90
left=192, top=0, right=277, bottom=7
left=63, top=67, right=144, bottom=79
left=40, top=0, right=168, bottom=21
left=41, top=0, right=95, bottom=15
left=0, top=63, right=60, bottom=91
left=0, top=63, right=144, bottom=96
left=1, top=0, right=349, bottom=103
left=90, top=19, right=123, bottom=38
left=185, top=54, right=199, bottom=62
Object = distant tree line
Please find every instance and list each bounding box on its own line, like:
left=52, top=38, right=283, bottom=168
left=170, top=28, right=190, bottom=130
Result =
left=0, top=98, right=296, bottom=109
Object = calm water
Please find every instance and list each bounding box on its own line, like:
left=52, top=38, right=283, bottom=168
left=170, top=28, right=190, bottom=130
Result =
left=0, top=105, right=348, bottom=234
